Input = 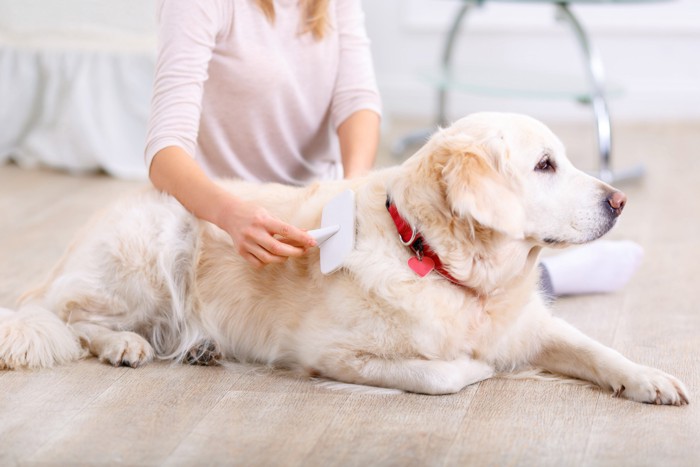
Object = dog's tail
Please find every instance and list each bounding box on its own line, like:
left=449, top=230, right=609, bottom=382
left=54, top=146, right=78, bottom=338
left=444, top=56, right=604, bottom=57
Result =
left=0, top=304, right=82, bottom=370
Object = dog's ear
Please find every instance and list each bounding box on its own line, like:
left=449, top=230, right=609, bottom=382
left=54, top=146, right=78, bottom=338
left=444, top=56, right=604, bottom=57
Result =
left=440, top=136, right=525, bottom=238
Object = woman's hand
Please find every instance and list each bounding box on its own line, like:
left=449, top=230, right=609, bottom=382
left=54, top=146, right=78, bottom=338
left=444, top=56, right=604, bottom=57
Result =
left=218, top=197, right=316, bottom=268
left=149, top=147, right=315, bottom=269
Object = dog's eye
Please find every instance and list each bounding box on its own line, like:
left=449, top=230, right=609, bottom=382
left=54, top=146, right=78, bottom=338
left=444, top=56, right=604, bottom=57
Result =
left=535, top=155, right=555, bottom=173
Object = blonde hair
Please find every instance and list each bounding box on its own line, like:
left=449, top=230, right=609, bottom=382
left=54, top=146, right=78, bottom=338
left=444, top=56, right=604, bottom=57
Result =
left=255, top=0, right=330, bottom=40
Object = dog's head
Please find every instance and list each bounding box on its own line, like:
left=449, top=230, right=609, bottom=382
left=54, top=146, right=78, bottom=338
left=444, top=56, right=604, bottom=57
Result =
left=400, top=112, right=625, bottom=246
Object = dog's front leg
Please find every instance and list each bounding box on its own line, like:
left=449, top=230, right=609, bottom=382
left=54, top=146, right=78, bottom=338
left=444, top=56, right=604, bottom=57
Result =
left=532, top=317, right=688, bottom=405
left=322, top=356, right=494, bottom=395
left=72, top=322, right=154, bottom=368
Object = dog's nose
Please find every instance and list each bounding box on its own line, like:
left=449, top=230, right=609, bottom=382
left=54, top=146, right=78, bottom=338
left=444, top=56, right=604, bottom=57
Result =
left=607, top=191, right=627, bottom=217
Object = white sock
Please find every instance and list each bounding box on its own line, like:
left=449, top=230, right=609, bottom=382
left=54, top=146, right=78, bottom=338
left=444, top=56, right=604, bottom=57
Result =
left=540, top=240, right=644, bottom=297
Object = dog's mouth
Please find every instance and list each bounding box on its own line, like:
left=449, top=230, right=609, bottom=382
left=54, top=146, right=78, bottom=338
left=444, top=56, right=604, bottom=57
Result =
left=541, top=214, right=619, bottom=247
left=543, top=237, right=565, bottom=246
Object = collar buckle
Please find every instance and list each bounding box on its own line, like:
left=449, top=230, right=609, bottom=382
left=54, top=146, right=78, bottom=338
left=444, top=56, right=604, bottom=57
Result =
left=399, top=226, right=417, bottom=246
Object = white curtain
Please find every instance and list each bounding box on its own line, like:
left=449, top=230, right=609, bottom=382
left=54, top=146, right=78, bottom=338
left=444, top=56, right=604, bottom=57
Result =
left=0, top=0, right=156, bottom=180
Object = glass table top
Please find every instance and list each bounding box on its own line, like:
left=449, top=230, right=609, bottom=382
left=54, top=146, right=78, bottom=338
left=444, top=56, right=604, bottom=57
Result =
left=421, top=67, right=623, bottom=101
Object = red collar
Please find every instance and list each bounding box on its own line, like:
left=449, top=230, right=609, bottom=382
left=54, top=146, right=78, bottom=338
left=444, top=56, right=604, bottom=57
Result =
left=386, top=197, right=462, bottom=285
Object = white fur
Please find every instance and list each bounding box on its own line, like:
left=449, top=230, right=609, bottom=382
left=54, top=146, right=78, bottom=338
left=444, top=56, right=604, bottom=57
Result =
left=0, top=113, right=688, bottom=405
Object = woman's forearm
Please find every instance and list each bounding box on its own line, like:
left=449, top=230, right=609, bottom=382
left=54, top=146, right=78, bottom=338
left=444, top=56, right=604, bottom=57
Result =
left=337, top=109, right=380, bottom=179
left=148, top=146, right=315, bottom=267
left=149, top=146, right=237, bottom=229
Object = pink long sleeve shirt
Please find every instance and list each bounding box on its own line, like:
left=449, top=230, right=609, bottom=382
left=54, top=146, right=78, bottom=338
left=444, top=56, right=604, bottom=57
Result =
left=145, top=0, right=382, bottom=185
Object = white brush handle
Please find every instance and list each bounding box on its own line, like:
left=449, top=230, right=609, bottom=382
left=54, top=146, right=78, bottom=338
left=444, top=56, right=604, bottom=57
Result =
left=307, top=225, right=340, bottom=246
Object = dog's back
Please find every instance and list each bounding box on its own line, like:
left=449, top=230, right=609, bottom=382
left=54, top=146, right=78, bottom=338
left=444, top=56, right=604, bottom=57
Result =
left=0, top=178, right=360, bottom=369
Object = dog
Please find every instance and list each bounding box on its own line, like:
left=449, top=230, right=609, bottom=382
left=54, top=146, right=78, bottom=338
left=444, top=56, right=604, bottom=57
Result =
left=0, top=112, right=688, bottom=405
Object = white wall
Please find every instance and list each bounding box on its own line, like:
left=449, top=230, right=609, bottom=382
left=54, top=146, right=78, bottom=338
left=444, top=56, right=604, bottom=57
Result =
left=363, top=0, right=700, bottom=123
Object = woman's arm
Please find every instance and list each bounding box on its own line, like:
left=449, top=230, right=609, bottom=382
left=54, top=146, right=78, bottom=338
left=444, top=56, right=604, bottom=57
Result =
left=149, top=147, right=315, bottom=268
left=146, top=2, right=314, bottom=267
left=337, top=109, right=380, bottom=179
left=331, top=0, right=382, bottom=178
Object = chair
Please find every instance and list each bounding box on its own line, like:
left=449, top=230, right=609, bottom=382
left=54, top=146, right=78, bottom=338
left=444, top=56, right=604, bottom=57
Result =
left=392, top=0, right=670, bottom=183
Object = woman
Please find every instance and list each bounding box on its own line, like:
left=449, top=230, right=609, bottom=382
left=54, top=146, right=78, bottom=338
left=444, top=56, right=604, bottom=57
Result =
left=146, top=0, right=380, bottom=268
left=146, top=0, right=642, bottom=296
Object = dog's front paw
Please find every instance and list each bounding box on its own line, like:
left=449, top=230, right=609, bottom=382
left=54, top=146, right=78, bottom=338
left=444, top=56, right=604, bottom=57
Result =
left=434, top=358, right=494, bottom=394
left=96, top=331, right=154, bottom=368
left=613, top=365, right=689, bottom=406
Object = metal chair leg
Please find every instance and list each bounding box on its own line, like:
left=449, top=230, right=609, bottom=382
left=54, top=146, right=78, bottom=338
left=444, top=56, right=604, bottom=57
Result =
left=437, top=1, right=474, bottom=127
left=556, top=3, right=644, bottom=183
left=391, top=1, right=474, bottom=157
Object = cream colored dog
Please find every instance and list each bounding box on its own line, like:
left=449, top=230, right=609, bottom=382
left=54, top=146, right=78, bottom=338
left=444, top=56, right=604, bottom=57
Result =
left=0, top=113, right=688, bottom=405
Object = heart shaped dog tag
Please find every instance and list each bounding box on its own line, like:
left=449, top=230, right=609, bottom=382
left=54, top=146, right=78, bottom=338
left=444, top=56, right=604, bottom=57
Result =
left=408, top=256, right=435, bottom=278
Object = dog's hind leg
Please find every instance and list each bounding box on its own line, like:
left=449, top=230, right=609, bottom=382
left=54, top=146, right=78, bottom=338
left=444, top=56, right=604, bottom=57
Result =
left=184, top=339, right=221, bottom=366
left=532, top=316, right=689, bottom=405
left=72, top=322, right=154, bottom=368
left=319, top=355, right=494, bottom=395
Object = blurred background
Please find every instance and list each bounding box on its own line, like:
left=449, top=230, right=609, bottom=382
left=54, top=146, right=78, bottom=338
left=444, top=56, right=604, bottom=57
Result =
left=0, top=0, right=698, bottom=179
left=368, top=0, right=700, bottom=122
left=2, top=5, right=700, bottom=463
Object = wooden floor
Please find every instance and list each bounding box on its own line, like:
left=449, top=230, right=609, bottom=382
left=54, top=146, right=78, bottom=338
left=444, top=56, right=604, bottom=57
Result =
left=1, top=121, right=700, bottom=466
